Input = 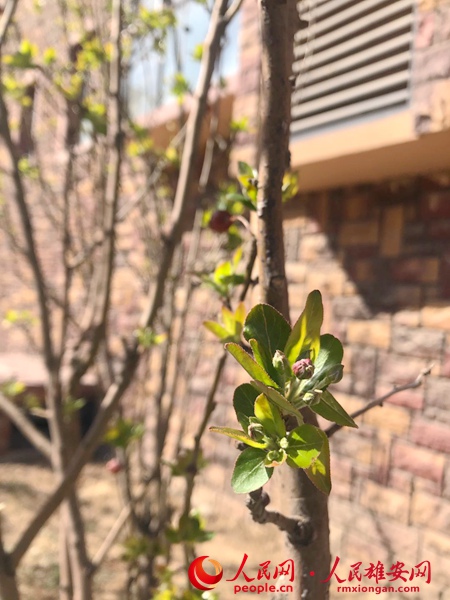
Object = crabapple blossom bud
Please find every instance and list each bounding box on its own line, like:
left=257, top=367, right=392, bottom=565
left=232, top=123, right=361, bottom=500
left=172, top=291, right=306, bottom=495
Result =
left=292, top=358, right=314, bottom=379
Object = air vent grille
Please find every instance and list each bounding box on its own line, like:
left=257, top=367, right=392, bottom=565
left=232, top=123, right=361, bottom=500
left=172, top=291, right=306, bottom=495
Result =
left=291, top=0, right=415, bottom=134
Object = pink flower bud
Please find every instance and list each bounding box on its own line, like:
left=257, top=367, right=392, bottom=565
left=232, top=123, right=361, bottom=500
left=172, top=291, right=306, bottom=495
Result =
left=292, top=358, right=314, bottom=379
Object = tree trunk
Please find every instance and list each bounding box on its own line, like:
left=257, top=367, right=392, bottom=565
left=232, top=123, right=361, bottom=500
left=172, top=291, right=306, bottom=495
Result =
left=0, top=518, right=20, bottom=600
left=255, top=0, right=331, bottom=597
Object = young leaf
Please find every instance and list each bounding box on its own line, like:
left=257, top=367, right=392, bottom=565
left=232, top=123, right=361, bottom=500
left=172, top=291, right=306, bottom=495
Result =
left=243, top=304, right=291, bottom=361
left=314, top=334, right=344, bottom=373
left=221, top=306, right=235, bottom=332
left=304, top=431, right=331, bottom=495
left=284, top=290, right=323, bottom=364
left=302, top=363, right=344, bottom=393
left=225, top=343, right=278, bottom=387
left=233, top=383, right=258, bottom=431
left=254, top=394, right=285, bottom=438
left=286, top=424, right=324, bottom=468
left=250, top=380, right=303, bottom=420
left=231, top=447, right=273, bottom=493
left=209, top=427, right=266, bottom=449
left=249, top=338, right=279, bottom=384
left=203, top=320, right=231, bottom=340
left=310, top=390, right=358, bottom=428
left=237, top=161, right=254, bottom=177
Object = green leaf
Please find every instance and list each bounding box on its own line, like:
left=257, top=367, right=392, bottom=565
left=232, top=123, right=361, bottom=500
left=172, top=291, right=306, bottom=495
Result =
left=286, top=424, right=324, bottom=468
left=250, top=380, right=303, bottom=421
left=310, top=390, right=358, bottom=428
left=171, top=72, right=189, bottom=99
left=233, top=383, right=258, bottom=431
left=209, top=426, right=266, bottom=449
left=244, top=304, right=291, bottom=360
left=254, top=394, right=285, bottom=438
left=203, top=320, right=231, bottom=340
left=314, top=334, right=344, bottom=373
left=104, top=419, right=145, bottom=448
left=231, top=447, right=273, bottom=493
left=249, top=338, right=277, bottom=383
left=1, top=380, right=26, bottom=397
left=284, top=290, right=323, bottom=364
left=225, top=343, right=277, bottom=387
left=303, top=364, right=344, bottom=393
left=43, top=47, right=57, bottom=65
left=304, top=432, right=331, bottom=495
left=237, top=161, right=254, bottom=177
left=192, top=43, right=203, bottom=61
left=244, top=304, right=291, bottom=385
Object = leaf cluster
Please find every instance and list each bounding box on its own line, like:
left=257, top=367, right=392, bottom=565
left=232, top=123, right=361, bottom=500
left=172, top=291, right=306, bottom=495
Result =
left=210, top=291, right=357, bottom=495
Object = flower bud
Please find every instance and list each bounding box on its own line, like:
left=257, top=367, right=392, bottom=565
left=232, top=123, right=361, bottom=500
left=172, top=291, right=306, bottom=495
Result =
left=209, top=210, right=233, bottom=233
left=292, top=358, right=315, bottom=379
left=247, top=420, right=265, bottom=442
left=264, top=449, right=287, bottom=467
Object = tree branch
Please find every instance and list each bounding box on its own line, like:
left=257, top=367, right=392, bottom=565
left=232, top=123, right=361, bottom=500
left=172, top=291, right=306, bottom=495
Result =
left=68, top=0, right=123, bottom=386
left=0, top=9, right=55, bottom=371
left=89, top=503, right=131, bottom=574
left=9, top=0, right=236, bottom=568
left=246, top=488, right=313, bottom=547
left=0, top=393, right=52, bottom=460
left=325, top=365, right=433, bottom=438
left=0, top=0, right=18, bottom=46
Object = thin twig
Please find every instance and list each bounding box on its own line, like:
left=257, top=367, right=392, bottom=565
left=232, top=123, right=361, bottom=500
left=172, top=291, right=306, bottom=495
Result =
left=10, top=0, right=234, bottom=568
left=90, top=503, right=132, bottom=574
left=325, top=365, right=433, bottom=438
left=0, top=393, right=52, bottom=459
left=0, top=0, right=18, bottom=46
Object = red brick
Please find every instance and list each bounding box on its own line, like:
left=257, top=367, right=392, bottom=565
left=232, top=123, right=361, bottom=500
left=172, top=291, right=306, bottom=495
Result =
left=390, top=257, right=440, bottom=283
left=391, top=325, right=445, bottom=360
left=415, top=12, right=435, bottom=49
left=421, top=192, right=450, bottom=219
left=391, top=441, right=445, bottom=483
left=410, top=418, right=450, bottom=453
left=388, top=468, right=413, bottom=494
left=411, top=491, right=450, bottom=531
left=426, top=376, right=450, bottom=410
left=378, top=352, right=428, bottom=386
left=359, top=480, right=411, bottom=524
left=441, top=253, right=450, bottom=299
left=428, top=219, right=450, bottom=238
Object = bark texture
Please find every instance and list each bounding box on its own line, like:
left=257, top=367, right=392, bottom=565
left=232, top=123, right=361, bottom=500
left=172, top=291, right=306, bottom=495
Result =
left=256, top=0, right=331, bottom=597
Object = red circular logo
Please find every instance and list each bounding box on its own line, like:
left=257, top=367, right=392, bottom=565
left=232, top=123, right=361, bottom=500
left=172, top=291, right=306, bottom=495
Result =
left=188, top=556, right=223, bottom=591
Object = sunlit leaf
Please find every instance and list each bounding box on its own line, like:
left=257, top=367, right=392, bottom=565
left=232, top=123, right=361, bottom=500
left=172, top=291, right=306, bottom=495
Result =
left=284, top=290, right=323, bottom=364
left=231, top=447, right=273, bottom=493
left=209, top=426, right=266, bottom=449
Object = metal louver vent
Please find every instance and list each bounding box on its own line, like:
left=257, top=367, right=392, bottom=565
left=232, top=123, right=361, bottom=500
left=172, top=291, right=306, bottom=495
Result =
left=291, top=0, right=415, bottom=135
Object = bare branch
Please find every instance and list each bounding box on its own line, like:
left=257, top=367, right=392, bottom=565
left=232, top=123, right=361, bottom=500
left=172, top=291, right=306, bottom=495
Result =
left=89, top=503, right=131, bottom=574
left=68, top=0, right=123, bottom=384
left=0, top=393, right=52, bottom=459
left=223, top=0, right=243, bottom=25
left=9, top=0, right=235, bottom=567
left=0, top=509, right=20, bottom=600
left=181, top=352, right=227, bottom=521
left=325, top=365, right=433, bottom=438
left=0, top=0, right=18, bottom=46
left=0, top=22, right=55, bottom=371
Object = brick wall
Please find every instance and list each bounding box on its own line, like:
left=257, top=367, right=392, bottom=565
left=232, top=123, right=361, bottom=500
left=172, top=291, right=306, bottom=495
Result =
left=275, top=181, right=450, bottom=597
left=413, top=0, right=450, bottom=134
